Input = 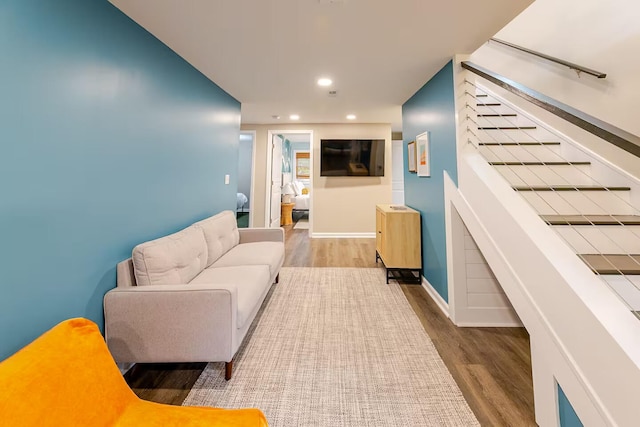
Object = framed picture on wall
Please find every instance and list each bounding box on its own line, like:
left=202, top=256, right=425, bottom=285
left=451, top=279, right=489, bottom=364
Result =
left=407, top=141, right=416, bottom=172
left=295, top=151, right=310, bottom=179
left=416, top=132, right=430, bottom=177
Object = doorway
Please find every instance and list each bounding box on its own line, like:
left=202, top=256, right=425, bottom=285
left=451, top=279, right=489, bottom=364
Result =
left=265, top=130, right=313, bottom=234
left=238, top=131, right=256, bottom=228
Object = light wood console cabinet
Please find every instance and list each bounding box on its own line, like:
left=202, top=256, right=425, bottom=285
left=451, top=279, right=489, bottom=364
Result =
left=375, top=204, right=421, bottom=283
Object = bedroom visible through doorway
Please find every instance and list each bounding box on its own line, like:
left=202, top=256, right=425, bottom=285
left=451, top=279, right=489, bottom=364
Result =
left=265, top=130, right=313, bottom=234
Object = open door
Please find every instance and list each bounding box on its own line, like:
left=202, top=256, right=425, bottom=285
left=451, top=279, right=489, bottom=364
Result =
left=269, top=134, right=283, bottom=228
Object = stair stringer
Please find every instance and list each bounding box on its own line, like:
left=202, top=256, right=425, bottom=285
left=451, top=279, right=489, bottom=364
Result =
left=447, top=150, right=640, bottom=426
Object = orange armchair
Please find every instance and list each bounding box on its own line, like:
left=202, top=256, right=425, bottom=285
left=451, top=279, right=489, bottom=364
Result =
left=0, top=318, right=268, bottom=426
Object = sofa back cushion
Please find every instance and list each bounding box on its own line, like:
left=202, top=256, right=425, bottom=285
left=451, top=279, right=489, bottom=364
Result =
left=193, top=211, right=240, bottom=267
left=132, top=225, right=208, bottom=286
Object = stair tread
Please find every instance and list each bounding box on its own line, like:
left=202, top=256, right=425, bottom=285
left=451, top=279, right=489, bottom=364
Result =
left=514, top=185, right=630, bottom=191
left=478, top=126, right=537, bottom=130
left=479, top=142, right=560, bottom=146
left=490, top=161, right=590, bottom=166
left=477, top=114, right=517, bottom=117
left=579, top=254, right=640, bottom=275
left=477, top=103, right=501, bottom=106
left=542, top=215, right=640, bottom=225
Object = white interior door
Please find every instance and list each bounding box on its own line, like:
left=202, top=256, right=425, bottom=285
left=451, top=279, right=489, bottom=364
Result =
left=269, top=135, right=283, bottom=228
left=392, top=140, right=405, bottom=205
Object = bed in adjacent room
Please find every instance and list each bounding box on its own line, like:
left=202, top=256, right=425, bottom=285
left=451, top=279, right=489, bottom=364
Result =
left=290, top=181, right=309, bottom=211
left=237, top=192, right=248, bottom=213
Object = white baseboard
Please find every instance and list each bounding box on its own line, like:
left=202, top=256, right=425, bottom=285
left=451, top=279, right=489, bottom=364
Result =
left=456, top=314, right=523, bottom=328
left=421, top=276, right=450, bottom=318
left=420, top=274, right=521, bottom=327
left=311, top=232, right=376, bottom=239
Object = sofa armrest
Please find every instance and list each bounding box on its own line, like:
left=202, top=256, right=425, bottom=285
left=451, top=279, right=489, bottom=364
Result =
left=103, top=283, right=238, bottom=363
left=238, top=227, right=284, bottom=244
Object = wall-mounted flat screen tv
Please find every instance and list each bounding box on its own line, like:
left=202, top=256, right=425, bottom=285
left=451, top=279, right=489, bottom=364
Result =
left=320, top=139, right=385, bottom=176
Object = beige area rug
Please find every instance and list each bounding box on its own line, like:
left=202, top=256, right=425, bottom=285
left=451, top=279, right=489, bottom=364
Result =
left=183, top=267, right=479, bottom=427
left=293, top=218, right=309, bottom=230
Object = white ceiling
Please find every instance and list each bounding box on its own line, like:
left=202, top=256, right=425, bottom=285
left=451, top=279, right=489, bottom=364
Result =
left=109, top=0, right=532, bottom=131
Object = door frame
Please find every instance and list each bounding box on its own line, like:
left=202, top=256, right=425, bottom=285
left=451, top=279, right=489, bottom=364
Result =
left=239, top=130, right=257, bottom=227
left=265, top=129, right=314, bottom=234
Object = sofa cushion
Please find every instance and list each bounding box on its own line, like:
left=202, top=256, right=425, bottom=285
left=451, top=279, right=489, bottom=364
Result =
left=211, top=242, right=284, bottom=279
left=191, top=265, right=270, bottom=329
left=132, top=226, right=207, bottom=286
left=193, top=211, right=240, bottom=268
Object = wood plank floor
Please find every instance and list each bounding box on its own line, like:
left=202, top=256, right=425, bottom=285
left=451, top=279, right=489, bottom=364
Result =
left=125, top=221, right=535, bottom=426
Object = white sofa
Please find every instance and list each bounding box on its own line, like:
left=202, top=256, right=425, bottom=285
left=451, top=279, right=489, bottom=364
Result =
left=103, top=210, right=284, bottom=380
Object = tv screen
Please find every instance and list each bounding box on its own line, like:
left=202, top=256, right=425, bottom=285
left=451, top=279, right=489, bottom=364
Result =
left=320, top=139, right=385, bottom=176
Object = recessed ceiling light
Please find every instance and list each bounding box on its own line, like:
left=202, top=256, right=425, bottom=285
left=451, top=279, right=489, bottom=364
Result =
left=346, top=114, right=356, bottom=120
left=290, top=114, right=300, bottom=120
left=317, top=78, right=332, bottom=87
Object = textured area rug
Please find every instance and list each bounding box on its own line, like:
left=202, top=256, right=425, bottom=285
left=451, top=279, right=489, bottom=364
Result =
left=293, top=218, right=309, bottom=229
left=183, top=267, right=479, bottom=426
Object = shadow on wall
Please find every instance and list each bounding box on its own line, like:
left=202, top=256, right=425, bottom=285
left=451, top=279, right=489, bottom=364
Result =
left=320, top=177, right=385, bottom=188
left=86, top=268, right=116, bottom=319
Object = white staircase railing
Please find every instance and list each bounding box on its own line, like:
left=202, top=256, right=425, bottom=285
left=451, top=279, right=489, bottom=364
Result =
left=449, top=59, right=640, bottom=426
left=465, top=81, right=640, bottom=312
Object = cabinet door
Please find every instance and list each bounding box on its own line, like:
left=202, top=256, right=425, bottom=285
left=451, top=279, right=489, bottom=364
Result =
left=386, top=212, right=421, bottom=268
left=377, top=211, right=386, bottom=256
left=376, top=210, right=381, bottom=252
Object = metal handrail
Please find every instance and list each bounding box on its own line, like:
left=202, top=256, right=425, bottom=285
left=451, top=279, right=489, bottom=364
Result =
left=490, top=38, right=607, bottom=79
left=461, top=61, right=640, bottom=158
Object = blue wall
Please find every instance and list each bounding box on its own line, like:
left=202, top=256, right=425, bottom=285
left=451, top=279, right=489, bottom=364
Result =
left=558, top=384, right=584, bottom=427
left=402, top=61, right=457, bottom=301
left=0, top=0, right=240, bottom=359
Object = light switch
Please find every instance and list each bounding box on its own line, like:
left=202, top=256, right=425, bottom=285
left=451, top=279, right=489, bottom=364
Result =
left=224, top=174, right=230, bottom=185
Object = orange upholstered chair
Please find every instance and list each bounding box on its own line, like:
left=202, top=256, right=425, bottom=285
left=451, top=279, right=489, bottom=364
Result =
left=0, top=318, right=268, bottom=426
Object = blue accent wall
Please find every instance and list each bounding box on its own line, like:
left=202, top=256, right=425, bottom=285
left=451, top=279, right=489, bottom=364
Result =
left=402, top=61, right=457, bottom=301
left=0, top=0, right=240, bottom=360
left=558, top=384, right=584, bottom=427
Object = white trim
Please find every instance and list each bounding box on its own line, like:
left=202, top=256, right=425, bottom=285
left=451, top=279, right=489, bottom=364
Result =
left=265, top=131, right=275, bottom=227
left=421, top=275, right=449, bottom=318
left=306, top=132, right=314, bottom=238
left=455, top=316, right=523, bottom=328
left=240, top=130, right=257, bottom=228
left=311, top=232, right=376, bottom=239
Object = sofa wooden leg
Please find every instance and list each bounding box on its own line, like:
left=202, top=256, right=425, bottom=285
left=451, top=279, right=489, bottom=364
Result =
left=225, top=360, right=233, bottom=381
left=275, top=273, right=279, bottom=284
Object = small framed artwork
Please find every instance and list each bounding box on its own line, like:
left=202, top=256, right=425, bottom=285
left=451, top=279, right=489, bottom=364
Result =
left=295, top=151, right=310, bottom=179
left=407, top=141, right=416, bottom=172
left=416, top=132, right=430, bottom=177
